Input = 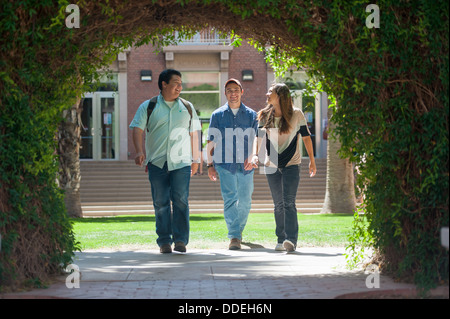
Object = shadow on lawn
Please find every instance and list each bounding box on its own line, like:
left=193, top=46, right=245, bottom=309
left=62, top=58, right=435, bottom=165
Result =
left=302, top=213, right=354, bottom=218
left=73, top=215, right=224, bottom=224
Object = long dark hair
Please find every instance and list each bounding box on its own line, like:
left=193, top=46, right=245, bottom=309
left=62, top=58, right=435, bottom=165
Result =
left=257, top=83, right=293, bottom=134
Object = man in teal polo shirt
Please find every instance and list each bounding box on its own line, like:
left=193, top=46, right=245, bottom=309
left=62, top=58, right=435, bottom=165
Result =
left=130, top=69, right=201, bottom=253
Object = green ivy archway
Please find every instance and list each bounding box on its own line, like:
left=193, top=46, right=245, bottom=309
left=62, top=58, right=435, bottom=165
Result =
left=0, top=0, right=448, bottom=291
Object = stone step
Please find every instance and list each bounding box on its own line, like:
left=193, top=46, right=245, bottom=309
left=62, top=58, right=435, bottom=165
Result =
left=79, top=159, right=327, bottom=216
left=81, top=201, right=324, bottom=217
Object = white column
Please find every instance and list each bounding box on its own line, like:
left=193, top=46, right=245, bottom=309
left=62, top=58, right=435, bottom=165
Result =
left=118, top=69, right=128, bottom=160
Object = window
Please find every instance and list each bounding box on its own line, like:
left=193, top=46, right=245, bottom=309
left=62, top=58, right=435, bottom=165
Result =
left=91, top=73, right=118, bottom=91
left=282, top=71, right=308, bottom=91
left=175, top=29, right=230, bottom=45
left=180, top=72, right=220, bottom=118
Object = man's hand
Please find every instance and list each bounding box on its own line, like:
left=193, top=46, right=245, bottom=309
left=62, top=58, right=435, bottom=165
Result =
left=135, top=152, right=145, bottom=166
left=191, top=163, right=200, bottom=176
left=208, top=166, right=217, bottom=181
left=132, top=127, right=145, bottom=168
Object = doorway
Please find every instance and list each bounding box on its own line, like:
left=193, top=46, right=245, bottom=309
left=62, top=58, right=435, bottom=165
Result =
left=80, top=92, right=119, bottom=160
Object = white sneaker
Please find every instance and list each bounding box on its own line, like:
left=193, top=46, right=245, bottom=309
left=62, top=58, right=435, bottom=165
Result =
left=283, top=240, right=296, bottom=253
left=275, top=243, right=286, bottom=251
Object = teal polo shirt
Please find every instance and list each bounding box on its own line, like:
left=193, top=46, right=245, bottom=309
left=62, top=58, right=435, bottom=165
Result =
left=129, top=94, right=201, bottom=171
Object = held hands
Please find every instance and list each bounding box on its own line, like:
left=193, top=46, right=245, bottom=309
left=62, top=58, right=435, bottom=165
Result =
left=249, top=155, right=315, bottom=176
left=244, top=155, right=259, bottom=170
left=249, top=155, right=259, bottom=167
left=208, top=155, right=258, bottom=181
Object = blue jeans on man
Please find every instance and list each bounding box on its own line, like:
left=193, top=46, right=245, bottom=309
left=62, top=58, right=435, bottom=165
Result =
left=147, top=162, right=191, bottom=247
left=215, top=165, right=254, bottom=240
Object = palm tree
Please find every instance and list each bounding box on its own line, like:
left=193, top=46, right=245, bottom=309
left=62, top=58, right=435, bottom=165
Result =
left=321, top=111, right=357, bottom=214
left=57, top=98, right=83, bottom=218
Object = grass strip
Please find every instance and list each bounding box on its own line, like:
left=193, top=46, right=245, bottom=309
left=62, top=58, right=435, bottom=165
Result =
left=72, top=213, right=355, bottom=250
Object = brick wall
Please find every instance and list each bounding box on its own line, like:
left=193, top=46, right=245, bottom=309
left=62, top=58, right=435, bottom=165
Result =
left=228, top=42, right=268, bottom=112
left=127, top=44, right=165, bottom=159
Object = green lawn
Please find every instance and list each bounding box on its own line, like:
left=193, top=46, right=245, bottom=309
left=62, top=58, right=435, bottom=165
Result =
left=72, top=213, right=355, bottom=250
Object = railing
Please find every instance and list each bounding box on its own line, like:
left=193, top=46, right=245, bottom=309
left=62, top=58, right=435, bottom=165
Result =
left=175, top=29, right=231, bottom=45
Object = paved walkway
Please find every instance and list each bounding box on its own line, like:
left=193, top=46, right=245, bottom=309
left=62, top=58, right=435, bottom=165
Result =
left=4, top=246, right=440, bottom=300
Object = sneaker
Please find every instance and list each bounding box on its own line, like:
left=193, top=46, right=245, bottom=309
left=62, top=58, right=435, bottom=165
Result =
left=160, top=243, right=172, bottom=254
left=283, top=240, right=296, bottom=253
left=229, top=238, right=241, bottom=250
left=174, top=242, right=186, bottom=253
left=275, top=243, right=286, bottom=251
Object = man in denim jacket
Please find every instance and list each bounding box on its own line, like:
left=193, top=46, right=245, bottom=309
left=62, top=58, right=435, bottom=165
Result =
left=207, top=79, right=258, bottom=250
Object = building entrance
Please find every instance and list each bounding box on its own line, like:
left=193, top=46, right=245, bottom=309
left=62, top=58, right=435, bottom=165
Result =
left=80, top=91, right=119, bottom=160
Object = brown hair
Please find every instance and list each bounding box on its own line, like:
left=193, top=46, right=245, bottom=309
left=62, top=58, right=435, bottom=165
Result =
left=257, top=83, right=293, bottom=134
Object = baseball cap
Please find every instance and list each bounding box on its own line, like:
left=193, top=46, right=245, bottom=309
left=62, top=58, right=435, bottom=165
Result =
left=224, top=78, right=243, bottom=90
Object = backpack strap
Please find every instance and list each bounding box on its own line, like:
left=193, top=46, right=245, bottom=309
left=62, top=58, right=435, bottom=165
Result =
left=179, top=97, right=193, bottom=130
left=146, top=96, right=193, bottom=132
left=146, top=96, right=158, bottom=132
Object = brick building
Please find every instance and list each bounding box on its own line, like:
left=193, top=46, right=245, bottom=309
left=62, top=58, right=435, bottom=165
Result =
left=79, top=31, right=329, bottom=163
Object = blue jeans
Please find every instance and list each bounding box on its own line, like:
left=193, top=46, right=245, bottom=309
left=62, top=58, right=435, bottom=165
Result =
left=148, top=162, right=191, bottom=247
left=265, top=165, right=301, bottom=245
left=215, top=165, right=254, bottom=240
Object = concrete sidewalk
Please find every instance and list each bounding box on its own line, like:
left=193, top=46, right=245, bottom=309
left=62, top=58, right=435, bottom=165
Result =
left=3, top=246, right=436, bottom=300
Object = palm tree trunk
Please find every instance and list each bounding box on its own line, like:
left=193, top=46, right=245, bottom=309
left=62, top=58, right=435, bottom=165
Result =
left=321, top=115, right=357, bottom=214
left=58, top=98, right=83, bottom=218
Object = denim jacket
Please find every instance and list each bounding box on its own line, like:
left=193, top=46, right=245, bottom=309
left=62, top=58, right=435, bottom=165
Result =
left=207, top=103, right=257, bottom=175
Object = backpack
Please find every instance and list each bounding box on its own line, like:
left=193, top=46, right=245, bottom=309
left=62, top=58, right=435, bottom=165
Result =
left=145, top=96, right=193, bottom=132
